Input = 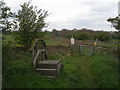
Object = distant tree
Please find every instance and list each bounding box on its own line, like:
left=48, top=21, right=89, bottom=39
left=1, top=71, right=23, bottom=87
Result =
left=109, top=32, right=118, bottom=40
left=72, top=28, right=77, bottom=31
left=0, top=1, right=14, bottom=34
left=73, top=31, right=92, bottom=40
left=14, top=2, right=48, bottom=49
left=98, top=32, right=111, bottom=42
left=52, top=29, right=59, bottom=37
left=60, top=29, right=71, bottom=38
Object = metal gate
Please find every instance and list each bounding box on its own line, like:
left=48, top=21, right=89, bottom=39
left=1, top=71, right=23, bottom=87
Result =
left=80, top=44, right=96, bottom=56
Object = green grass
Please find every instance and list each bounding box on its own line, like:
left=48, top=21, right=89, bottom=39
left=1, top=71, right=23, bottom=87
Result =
left=2, top=36, right=119, bottom=88
left=45, top=39, right=63, bottom=45
left=45, top=38, right=69, bottom=46
left=3, top=48, right=118, bottom=88
left=89, top=54, right=118, bottom=88
left=97, top=40, right=118, bottom=48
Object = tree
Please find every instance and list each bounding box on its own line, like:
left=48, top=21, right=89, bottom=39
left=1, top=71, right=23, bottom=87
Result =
left=14, top=2, right=48, bottom=48
left=0, top=1, right=14, bottom=34
left=98, top=32, right=111, bottom=42
left=107, top=16, right=120, bottom=29
left=52, top=29, right=59, bottom=37
left=107, top=16, right=120, bottom=61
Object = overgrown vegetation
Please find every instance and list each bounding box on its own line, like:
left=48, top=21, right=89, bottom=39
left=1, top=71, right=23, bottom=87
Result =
left=1, top=1, right=119, bottom=88
left=2, top=36, right=119, bottom=88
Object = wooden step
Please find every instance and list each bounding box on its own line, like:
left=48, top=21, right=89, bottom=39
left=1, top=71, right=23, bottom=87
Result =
left=37, top=60, right=61, bottom=69
left=38, top=60, right=61, bottom=64
left=36, top=68, right=56, bottom=71
left=37, top=64, right=56, bottom=69
left=36, top=68, right=57, bottom=76
left=36, top=60, right=61, bottom=76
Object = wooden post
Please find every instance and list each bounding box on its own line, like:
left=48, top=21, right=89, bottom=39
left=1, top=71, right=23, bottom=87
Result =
left=71, top=37, right=75, bottom=45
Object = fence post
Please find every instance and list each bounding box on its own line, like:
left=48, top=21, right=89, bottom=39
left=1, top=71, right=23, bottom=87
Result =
left=90, top=45, right=92, bottom=55
left=92, top=46, right=96, bottom=55
left=80, top=45, right=82, bottom=54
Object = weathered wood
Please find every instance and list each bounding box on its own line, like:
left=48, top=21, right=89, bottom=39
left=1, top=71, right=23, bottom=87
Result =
left=37, top=60, right=60, bottom=69
left=33, top=49, right=40, bottom=66
left=56, top=62, right=61, bottom=75
left=30, top=38, right=61, bottom=76
left=36, top=68, right=57, bottom=76
left=30, top=38, right=48, bottom=71
left=36, top=68, right=56, bottom=71
left=37, top=64, right=56, bottom=69
left=38, top=60, right=60, bottom=64
left=36, top=60, right=61, bottom=76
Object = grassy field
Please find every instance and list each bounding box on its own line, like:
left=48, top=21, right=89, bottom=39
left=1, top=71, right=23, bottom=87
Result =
left=2, top=35, right=119, bottom=88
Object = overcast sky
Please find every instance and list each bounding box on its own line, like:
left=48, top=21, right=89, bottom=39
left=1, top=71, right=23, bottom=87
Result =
left=3, top=0, right=119, bottom=31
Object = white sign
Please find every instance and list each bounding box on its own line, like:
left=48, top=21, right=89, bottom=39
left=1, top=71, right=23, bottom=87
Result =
left=118, top=1, right=120, bottom=16
left=71, top=37, right=75, bottom=45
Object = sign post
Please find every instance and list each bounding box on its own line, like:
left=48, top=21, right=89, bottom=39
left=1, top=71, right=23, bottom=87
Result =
left=71, top=36, right=75, bottom=45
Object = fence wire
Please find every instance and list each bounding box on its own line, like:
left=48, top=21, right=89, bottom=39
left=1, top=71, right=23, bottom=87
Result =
left=80, top=45, right=96, bottom=56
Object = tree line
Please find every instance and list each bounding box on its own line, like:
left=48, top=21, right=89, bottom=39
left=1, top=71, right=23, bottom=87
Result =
left=45, top=28, right=118, bottom=42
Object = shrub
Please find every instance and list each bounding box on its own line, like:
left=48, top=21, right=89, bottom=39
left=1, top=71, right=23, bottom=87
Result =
left=14, top=2, right=48, bottom=49
left=98, top=32, right=111, bottom=42
left=73, top=32, right=92, bottom=40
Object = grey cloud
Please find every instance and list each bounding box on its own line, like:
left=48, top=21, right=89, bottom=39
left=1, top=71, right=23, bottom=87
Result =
left=4, top=0, right=118, bottom=31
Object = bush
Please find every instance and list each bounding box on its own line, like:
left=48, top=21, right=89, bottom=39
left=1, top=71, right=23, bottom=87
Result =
left=73, top=32, right=92, bottom=40
left=98, top=32, right=111, bottom=42
left=14, top=2, right=48, bottom=49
